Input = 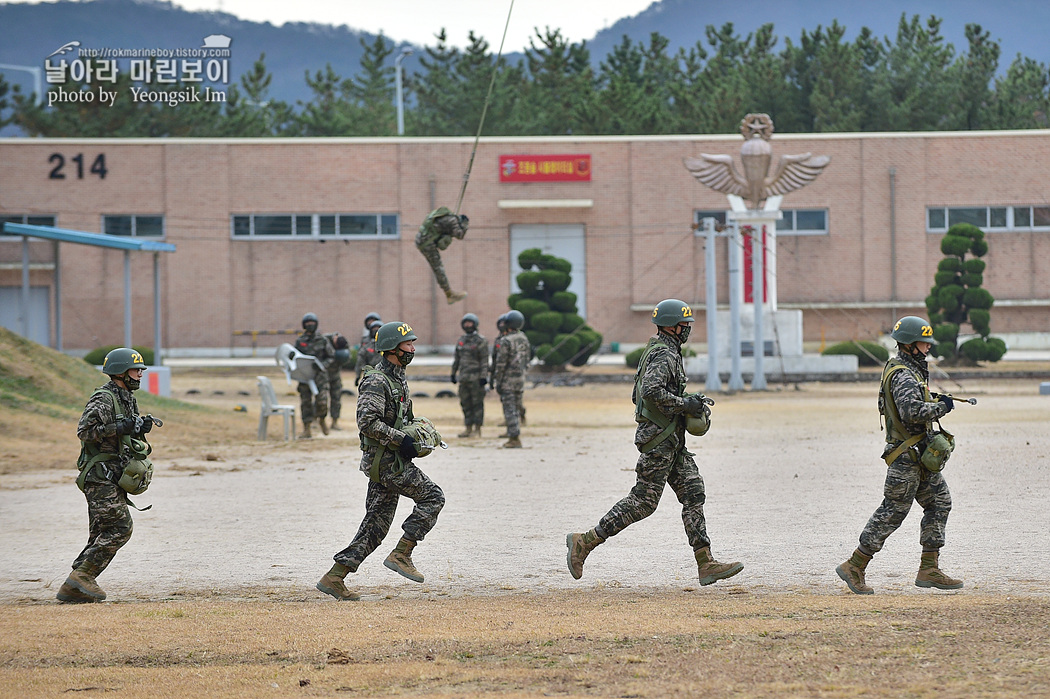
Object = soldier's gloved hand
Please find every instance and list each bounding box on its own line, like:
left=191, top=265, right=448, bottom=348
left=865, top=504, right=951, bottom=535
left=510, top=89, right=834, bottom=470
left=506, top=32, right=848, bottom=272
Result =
left=937, top=394, right=954, bottom=413
left=139, top=415, right=154, bottom=434
left=113, top=416, right=141, bottom=435
left=479, top=378, right=487, bottom=388
left=682, top=394, right=708, bottom=416
left=398, top=436, right=420, bottom=459
left=450, top=373, right=457, bottom=384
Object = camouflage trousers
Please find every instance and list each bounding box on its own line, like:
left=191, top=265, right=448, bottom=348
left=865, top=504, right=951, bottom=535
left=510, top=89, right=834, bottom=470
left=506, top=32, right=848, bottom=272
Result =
left=859, top=449, right=952, bottom=553
left=72, top=477, right=134, bottom=573
left=458, top=377, right=485, bottom=426
left=498, top=388, right=524, bottom=438
left=327, top=371, right=343, bottom=420
left=597, top=444, right=710, bottom=551
left=416, top=240, right=451, bottom=293
left=334, top=460, right=445, bottom=571
left=298, top=373, right=330, bottom=424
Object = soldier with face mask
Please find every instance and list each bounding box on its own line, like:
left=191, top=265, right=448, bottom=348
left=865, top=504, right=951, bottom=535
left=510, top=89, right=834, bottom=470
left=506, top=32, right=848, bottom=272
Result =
left=491, top=310, right=530, bottom=448
left=565, top=299, right=743, bottom=587
left=59, top=348, right=155, bottom=603
left=451, top=312, right=489, bottom=438
left=317, top=321, right=446, bottom=601
left=355, top=319, right=384, bottom=388
left=295, top=312, right=335, bottom=439
left=837, top=316, right=961, bottom=595
left=416, top=207, right=469, bottom=304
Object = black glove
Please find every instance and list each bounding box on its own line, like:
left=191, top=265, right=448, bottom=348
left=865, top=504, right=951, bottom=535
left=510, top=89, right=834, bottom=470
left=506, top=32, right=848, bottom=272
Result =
left=479, top=378, right=487, bottom=388
left=682, top=394, right=707, bottom=416
left=139, top=415, right=154, bottom=434
left=450, top=373, right=457, bottom=384
left=114, top=416, right=143, bottom=435
left=937, top=394, right=954, bottom=413
left=398, top=436, right=419, bottom=459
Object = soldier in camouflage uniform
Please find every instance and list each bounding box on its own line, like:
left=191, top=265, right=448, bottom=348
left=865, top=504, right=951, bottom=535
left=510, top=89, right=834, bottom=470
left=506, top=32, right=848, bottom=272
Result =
left=837, top=316, right=962, bottom=594
left=317, top=321, right=445, bottom=601
left=566, top=299, right=743, bottom=586
left=491, top=309, right=531, bottom=448
left=294, top=312, right=335, bottom=439
left=325, top=331, right=351, bottom=431
left=58, top=348, right=155, bottom=603
left=360, top=311, right=381, bottom=346
left=416, top=206, right=469, bottom=304
left=354, top=319, right=384, bottom=387
left=451, top=312, right=489, bottom=438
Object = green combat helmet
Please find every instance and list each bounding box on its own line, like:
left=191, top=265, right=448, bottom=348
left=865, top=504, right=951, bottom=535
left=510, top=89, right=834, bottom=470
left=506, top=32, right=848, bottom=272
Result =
left=891, top=316, right=933, bottom=344
left=375, top=321, right=418, bottom=352
left=401, top=417, right=446, bottom=457
left=505, top=310, right=525, bottom=330
left=102, top=348, right=147, bottom=376
left=652, top=299, right=696, bottom=327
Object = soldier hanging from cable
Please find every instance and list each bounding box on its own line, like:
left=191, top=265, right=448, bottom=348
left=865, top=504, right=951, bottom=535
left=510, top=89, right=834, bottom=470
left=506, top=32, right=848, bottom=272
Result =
left=415, top=207, right=469, bottom=304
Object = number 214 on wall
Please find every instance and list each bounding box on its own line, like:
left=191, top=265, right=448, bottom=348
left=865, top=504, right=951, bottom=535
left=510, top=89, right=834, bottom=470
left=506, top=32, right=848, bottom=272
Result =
left=48, top=153, right=108, bottom=180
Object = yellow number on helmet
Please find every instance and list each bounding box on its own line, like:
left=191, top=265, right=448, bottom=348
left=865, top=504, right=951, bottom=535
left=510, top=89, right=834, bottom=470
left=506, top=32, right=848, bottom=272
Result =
left=922, top=325, right=933, bottom=337
left=131, top=352, right=144, bottom=364
left=894, top=320, right=902, bottom=331
left=652, top=308, right=659, bottom=318
left=398, top=324, right=412, bottom=336
left=682, top=306, right=693, bottom=318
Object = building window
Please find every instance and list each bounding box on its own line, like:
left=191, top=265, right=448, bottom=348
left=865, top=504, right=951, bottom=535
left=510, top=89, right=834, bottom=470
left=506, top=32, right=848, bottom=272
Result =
left=693, top=208, right=828, bottom=236
left=102, top=215, right=164, bottom=238
left=231, top=213, right=400, bottom=239
left=1, top=214, right=57, bottom=239
left=927, top=206, right=1050, bottom=232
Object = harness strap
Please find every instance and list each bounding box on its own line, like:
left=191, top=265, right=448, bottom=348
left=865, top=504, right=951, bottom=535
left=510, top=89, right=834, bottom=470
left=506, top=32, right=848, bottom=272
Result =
left=633, top=339, right=682, bottom=453
left=361, top=367, right=407, bottom=483
left=76, top=388, right=126, bottom=492
left=883, top=432, right=925, bottom=466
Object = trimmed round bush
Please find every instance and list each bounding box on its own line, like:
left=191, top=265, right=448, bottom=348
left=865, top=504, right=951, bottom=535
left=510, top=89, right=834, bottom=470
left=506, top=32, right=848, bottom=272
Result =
left=970, top=238, right=989, bottom=257
left=969, top=308, right=991, bottom=335
left=964, top=258, right=986, bottom=274
left=549, top=291, right=578, bottom=313
left=948, top=222, right=983, bottom=240
left=513, top=298, right=549, bottom=321
left=963, top=287, right=994, bottom=310
left=534, top=343, right=555, bottom=362
left=548, top=257, right=572, bottom=274
left=507, top=293, right=523, bottom=309
left=937, top=258, right=963, bottom=272
left=524, top=330, right=553, bottom=347
left=571, top=329, right=603, bottom=366
left=538, top=254, right=559, bottom=270
left=820, top=341, right=888, bottom=367
left=530, top=311, right=564, bottom=334
left=925, top=294, right=940, bottom=315
left=560, top=313, right=586, bottom=333
left=960, top=272, right=983, bottom=287
left=987, top=337, right=1007, bottom=361
left=959, top=337, right=991, bottom=362
left=550, top=334, right=582, bottom=362
left=516, top=270, right=543, bottom=294
left=626, top=346, right=645, bottom=368
left=934, top=271, right=958, bottom=287
left=539, top=269, right=571, bottom=292
left=941, top=235, right=971, bottom=257
left=517, top=248, right=543, bottom=270
left=84, top=345, right=155, bottom=366
left=933, top=323, right=959, bottom=343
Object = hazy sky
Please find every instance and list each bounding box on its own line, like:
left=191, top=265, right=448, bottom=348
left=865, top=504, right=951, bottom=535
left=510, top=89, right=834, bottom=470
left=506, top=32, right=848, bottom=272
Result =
left=131, top=0, right=656, bottom=52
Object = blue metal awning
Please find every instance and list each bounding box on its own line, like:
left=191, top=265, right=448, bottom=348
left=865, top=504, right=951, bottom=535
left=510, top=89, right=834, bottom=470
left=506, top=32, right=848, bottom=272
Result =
left=3, top=222, right=176, bottom=359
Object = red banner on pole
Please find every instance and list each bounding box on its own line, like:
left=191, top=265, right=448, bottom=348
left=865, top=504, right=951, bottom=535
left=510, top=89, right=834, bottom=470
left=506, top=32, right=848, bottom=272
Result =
left=499, top=154, right=591, bottom=182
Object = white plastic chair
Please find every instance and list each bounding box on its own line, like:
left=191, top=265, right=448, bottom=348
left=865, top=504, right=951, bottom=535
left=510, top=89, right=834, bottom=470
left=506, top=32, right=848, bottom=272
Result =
left=275, top=342, right=324, bottom=395
left=257, top=376, right=296, bottom=441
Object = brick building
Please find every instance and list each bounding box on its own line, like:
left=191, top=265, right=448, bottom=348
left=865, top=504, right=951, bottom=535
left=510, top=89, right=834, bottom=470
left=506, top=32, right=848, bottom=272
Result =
left=2, top=131, right=1048, bottom=355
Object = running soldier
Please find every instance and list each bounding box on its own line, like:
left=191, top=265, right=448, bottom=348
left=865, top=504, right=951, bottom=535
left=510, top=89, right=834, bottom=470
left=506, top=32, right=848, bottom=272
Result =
left=355, top=319, right=384, bottom=387
left=316, top=321, right=446, bottom=601
left=295, top=312, right=335, bottom=439
left=59, top=348, right=156, bottom=603
left=491, top=309, right=530, bottom=448
left=451, top=312, right=489, bottom=437
left=416, top=206, right=468, bottom=304
left=566, top=299, right=743, bottom=586
left=836, top=315, right=962, bottom=594
left=325, top=331, right=351, bottom=431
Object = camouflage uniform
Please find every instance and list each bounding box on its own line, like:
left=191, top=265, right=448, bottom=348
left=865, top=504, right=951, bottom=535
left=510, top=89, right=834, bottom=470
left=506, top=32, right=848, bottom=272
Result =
left=71, top=381, right=137, bottom=573
left=294, top=329, right=335, bottom=425
left=354, top=333, right=383, bottom=387
left=324, top=332, right=349, bottom=423
left=415, top=206, right=467, bottom=295
left=860, top=349, right=952, bottom=553
left=596, top=333, right=712, bottom=549
left=452, top=329, right=489, bottom=429
left=333, top=358, right=445, bottom=571
left=491, top=328, right=531, bottom=438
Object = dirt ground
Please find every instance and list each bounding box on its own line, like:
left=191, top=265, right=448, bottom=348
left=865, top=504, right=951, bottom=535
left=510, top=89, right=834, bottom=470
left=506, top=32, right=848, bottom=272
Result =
left=2, top=371, right=1049, bottom=696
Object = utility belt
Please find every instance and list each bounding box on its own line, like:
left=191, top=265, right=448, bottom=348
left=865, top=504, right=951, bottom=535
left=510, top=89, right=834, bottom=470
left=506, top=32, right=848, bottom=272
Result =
left=884, top=422, right=955, bottom=472
left=636, top=402, right=681, bottom=454
left=360, top=434, right=406, bottom=483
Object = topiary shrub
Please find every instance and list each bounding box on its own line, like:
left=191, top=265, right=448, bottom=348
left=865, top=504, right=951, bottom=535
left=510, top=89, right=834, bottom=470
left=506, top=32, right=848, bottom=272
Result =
left=820, top=341, right=889, bottom=367
left=524, top=330, right=553, bottom=347
left=927, top=222, right=1004, bottom=365
left=549, top=291, right=578, bottom=313
left=518, top=247, right=544, bottom=270
left=539, top=269, right=571, bottom=293
left=626, top=346, right=645, bottom=368
left=513, top=298, right=550, bottom=320
left=530, top=311, right=564, bottom=334
left=560, top=313, right=586, bottom=333
left=84, top=345, right=155, bottom=366
left=516, top=270, right=542, bottom=294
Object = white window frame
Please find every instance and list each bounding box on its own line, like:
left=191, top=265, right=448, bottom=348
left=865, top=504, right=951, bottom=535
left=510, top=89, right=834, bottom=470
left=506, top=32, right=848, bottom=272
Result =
left=231, top=213, right=400, bottom=239
left=693, top=208, right=828, bottom=236
left=926, top=205, right=1050, bottom=233
left=102, top=214, right=165, bottom=238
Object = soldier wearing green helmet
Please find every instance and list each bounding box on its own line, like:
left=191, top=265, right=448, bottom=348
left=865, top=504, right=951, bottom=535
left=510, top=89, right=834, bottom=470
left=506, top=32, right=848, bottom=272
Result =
left=416, top=206, right=469, bottom=304
left=566, top=299, right=743, bottom=586
left=837, top=315, right=961, bottom=595
left=59, top=348, right=155, bottom=603
left=451, top=312, right=489, bottom=438
left=317, top=321, right=446, bottom=601
left=294, top=312, right=336, bottom=439
left=491, top=309, right=530, bottom=448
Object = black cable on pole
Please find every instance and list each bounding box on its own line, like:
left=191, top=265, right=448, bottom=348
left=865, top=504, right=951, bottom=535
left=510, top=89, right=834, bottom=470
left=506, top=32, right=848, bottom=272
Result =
left=454, top=0, right=515, bottom=216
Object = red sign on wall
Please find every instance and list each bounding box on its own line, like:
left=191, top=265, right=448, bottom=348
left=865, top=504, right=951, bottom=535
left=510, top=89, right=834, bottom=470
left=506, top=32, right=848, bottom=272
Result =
left=499, top=154, right=591, bottom=182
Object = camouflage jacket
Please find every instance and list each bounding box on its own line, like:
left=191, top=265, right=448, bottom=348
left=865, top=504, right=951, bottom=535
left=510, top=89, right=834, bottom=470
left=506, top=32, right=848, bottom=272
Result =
left=295, top=330, right=335, bottom=374
left=883, top=350, right=948, bottom=441
left=491, top=329, right=530, bottom=392
left=354, top=336, right=383, bottom=383
left=415, top=206, right=467, bottom=250
left=452, top=331, right=489, bottom=380
left=77, top=380, right=140, bottom=481
left=633, top=333, right=694, bottom=452
left=357, top=358, right=415, bottom=472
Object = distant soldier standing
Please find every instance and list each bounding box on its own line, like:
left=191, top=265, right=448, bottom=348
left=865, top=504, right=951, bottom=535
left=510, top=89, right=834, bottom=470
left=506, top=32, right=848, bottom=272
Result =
left=451, top=312, right=489, bottom=438
left=565, top=299, right=743, bottom=586
left=317, top=321, right=446, bottom=601
left=325, top=331, right=351, bottom=431
left=837, top=315, right=962, bottom=594
left=491, top=309, right=530, bottom=448
left=416, top=206, right=468, bottom=304
left=355, top=319, right=384, bottom=387
left=360, top=311, right=382, bottom=346
left=59, top=348, right=156, bottom=603
left=295, top=312, right=335, bottom=439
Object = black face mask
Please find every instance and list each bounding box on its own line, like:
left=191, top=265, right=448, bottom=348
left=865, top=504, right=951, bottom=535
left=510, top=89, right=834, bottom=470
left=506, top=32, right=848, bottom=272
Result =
left=304, top=322, right=318, bottom=334
left=677, top=324, right=692, bottom=344
left=462, top=322, right=476, bottom=334
left=124, top=375, right=141, bottom=391
left=396, top=349, right=415, bottom=366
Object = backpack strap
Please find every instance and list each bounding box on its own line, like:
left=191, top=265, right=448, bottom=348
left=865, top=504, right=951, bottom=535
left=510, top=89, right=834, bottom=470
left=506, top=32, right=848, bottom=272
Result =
left=879, top=361, right=930, bottom=465
left=633, top=340, right=680, bottom=453
left=76, top=388, right=122, bottom=492
left=358, top=367, right=408, bottom=482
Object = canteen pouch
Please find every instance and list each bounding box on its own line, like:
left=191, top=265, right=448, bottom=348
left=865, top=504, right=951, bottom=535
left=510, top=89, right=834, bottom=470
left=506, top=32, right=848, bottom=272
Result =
left=920, top=425, right=954, bottom=473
